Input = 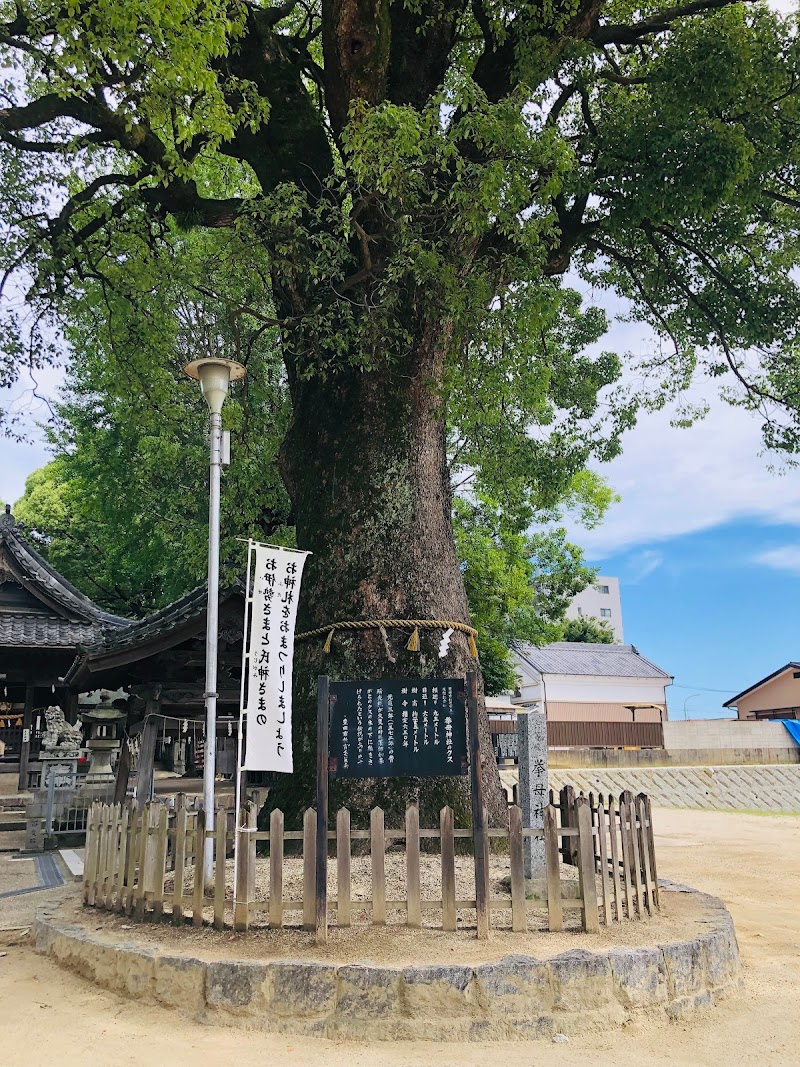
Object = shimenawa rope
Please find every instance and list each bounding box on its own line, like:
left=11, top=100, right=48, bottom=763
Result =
left=295, top=618, right=479, bottom=658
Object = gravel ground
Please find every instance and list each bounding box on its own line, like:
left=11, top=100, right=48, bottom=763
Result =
left=163, top=851, right=583, bottom=931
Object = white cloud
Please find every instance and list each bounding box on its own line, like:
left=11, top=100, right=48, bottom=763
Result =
left=570, top=392, right=800, bottom=557
left=624, top=549, right=664, bottom=583
left=559, top=275, right=800, bottom=558
left=753, top=545, right=800, bottom=576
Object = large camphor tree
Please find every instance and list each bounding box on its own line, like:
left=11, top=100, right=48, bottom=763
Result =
left=1, top=0, right=800, bottom=818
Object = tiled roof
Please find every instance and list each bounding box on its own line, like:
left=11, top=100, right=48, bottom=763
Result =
left=0, top=507, right=128, bottom=628
left=83, top=578, right=245, bottom=653
left=0, top=615, right=103, bottom=647
left=62, top=579, right=245, bottom=685
left=512, top=641, right=671, bottom=680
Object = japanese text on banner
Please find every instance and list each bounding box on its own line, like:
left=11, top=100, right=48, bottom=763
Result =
left=243, top=543, right=308, bottom=773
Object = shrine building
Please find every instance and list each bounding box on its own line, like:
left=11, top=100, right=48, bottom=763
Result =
left=0, top=505, right=129, bottom=787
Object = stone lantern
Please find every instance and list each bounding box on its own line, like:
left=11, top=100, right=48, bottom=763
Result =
left=80, top=691, right=126, bottom=793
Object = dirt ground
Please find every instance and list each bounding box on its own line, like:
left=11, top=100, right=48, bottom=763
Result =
left=1, top=807, right=799, bottom=1066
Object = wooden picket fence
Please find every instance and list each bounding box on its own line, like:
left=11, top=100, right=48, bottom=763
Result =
left=82, top=789, right=659, bottom=939
left=555, top=786, right=660, bottom=922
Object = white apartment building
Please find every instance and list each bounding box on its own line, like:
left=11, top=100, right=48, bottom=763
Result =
left=565, top=576, right=623, bottom=641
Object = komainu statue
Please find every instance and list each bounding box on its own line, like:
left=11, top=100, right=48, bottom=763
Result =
left=41, top=705, right=82, bottom=757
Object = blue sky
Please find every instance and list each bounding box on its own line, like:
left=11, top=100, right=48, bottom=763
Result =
left=596, top=521, right=800, bottom=719
left=565, top=337, right=800, bottom=719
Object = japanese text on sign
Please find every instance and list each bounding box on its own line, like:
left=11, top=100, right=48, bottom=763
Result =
left=328, top=678, right=468, bottom=779
left=242, top=543, right=309, bottom=773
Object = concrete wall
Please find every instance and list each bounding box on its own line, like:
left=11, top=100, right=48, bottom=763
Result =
left=663, top=719, right=796, bottom=749
left=546, top=720, right=800, bottom=769
left=734, top=669, right=800, bottom=719
left=548, top=746, right=800, bottom=769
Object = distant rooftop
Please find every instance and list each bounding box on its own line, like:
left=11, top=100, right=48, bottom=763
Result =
left=512, top=641, right=671, bottom=680
left=0, top=505, right=128, bottom=648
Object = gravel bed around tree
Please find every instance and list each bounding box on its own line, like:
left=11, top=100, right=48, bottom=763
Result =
left=164, top=851, right=584, bottom=931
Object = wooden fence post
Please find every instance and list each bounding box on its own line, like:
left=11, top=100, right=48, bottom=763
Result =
left=406, top=804, right=421, bottom=929
left=509, top=804, right=526, bottom=933
left=589, top=791, right=598, bottom=872
left=247, top=800, right=257, bottom=904
left=303, top=808, right=316, bottom=930
left=543, top=804, right=563, bottom=932
left=466, top=671, right=490, bottom=941
left=152, top=804, right=169, bottom=921
left=618, top=792, right=635, bottom=919
left=371, top=806, right=386, bottom=926
left=644, top=795, right=660, bottom=909
left=192, top=807, right=206, bottom=927
left=234, top=803, right=254, bottom=932
left=576, top=795, right=600, bottom=934
left=336, top=807, right=351, bottom=928
left=440, top=805, right=456, bottom=932
left=621, top=790, right=644, bottom=918
left=213, top=810, right=227, bottom=930
left=101, top=804, right=118, bottom=909
left=93, top=803, right=108, bottom=907
left=269, top=808, right=284, bottom=929
left=83, top=802, right=99, bottom=906
left=636, top=794, right=654, bottom=917
left=610, top=798, right=622, bottom=921
left=560, top=785, right=577, bottom=865
left=114, top=804, right=130, bottom=912
left=102, top=803, right=115, bottom=907
left=106, top=804, right=122, bottom=908
left=134, top=800, right=153, bottom=921
left=124, top=803, right=140, bottom=915
left=172, top=794, right=187, bottom=925
left=316, top=676, right=330, bottom=945
left=596, top=794, right=612, bottom=925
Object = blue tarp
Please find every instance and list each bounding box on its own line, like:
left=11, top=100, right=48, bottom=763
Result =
left=783, top=720, right=800, bottom=746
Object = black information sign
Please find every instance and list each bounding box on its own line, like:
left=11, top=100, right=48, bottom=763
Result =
left=491, top=728, right=518, bottom=765
left=328, top=678, right=468, bottom=779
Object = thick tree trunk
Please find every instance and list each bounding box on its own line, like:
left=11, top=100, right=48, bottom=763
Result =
left=268, top=325, right=506, bottom=827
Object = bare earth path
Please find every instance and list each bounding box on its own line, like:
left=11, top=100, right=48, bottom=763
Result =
left=1, top=808, right=798, bottom=1067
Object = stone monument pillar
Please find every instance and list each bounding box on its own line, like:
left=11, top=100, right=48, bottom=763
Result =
left=517, top=706, right=549, bottom=879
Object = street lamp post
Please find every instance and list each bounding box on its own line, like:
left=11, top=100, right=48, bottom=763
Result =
left=184, top=356, right=246, bottom=885
left=683, top=692, right=703, bottom=720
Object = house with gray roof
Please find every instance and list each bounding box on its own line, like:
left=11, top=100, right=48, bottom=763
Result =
left=510, top=641, right=673, bottom=749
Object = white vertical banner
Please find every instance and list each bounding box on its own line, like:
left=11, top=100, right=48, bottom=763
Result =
left=242, top=542, right=310, bottom=773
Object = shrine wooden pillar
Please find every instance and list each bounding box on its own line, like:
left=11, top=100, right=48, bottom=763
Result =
left=134, top=685, right=161, bottom=812
left=110, top=695, right=134, bottom=805
left=63, top=689, right=79, bottom=726
left=17, top=684, right=35, bottom=792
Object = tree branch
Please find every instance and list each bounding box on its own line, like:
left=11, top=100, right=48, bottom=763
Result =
left=0, top=93, right=247, bottom=232
left=591, top=0, right=759, bottom=47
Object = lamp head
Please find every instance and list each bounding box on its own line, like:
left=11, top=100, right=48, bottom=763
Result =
left=184, top=357, right=246, bottom=414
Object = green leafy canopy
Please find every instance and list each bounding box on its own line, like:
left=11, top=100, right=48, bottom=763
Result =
left=2, top=0, right=800, bottom=684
